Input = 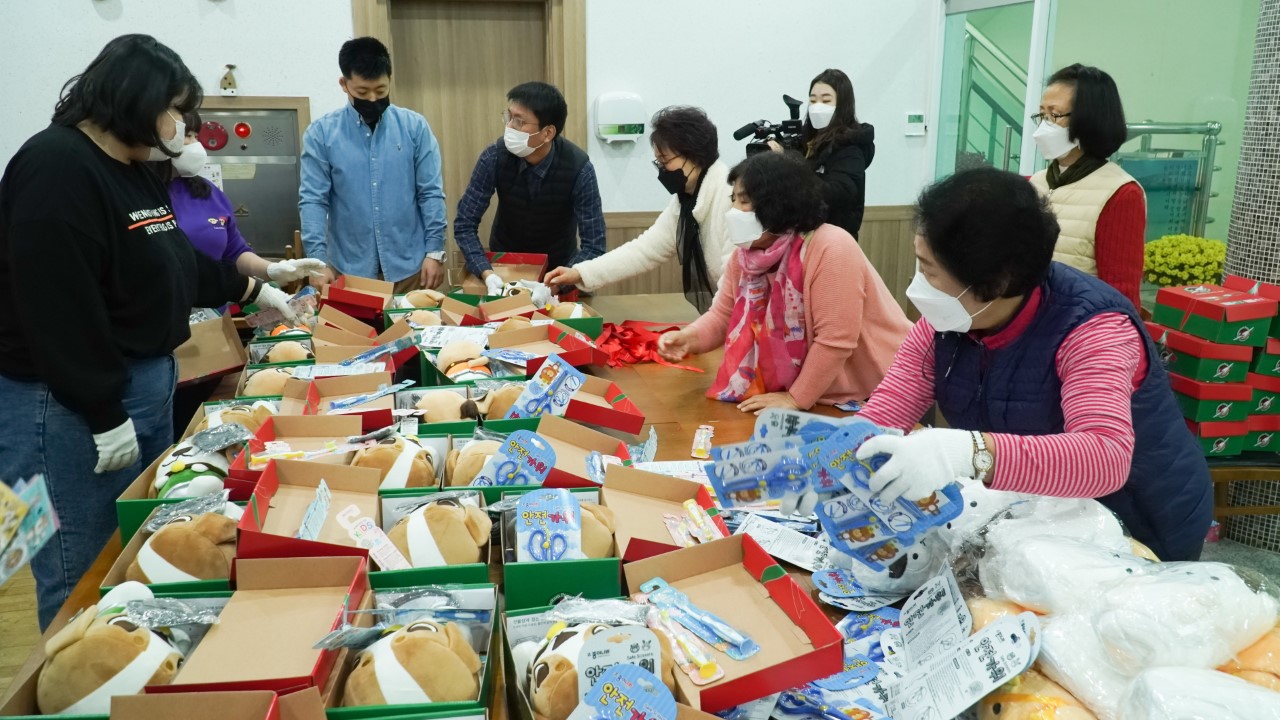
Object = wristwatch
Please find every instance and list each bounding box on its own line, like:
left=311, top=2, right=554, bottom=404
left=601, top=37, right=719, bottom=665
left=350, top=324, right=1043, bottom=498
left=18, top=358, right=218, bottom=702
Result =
left=972, top=431, right=994, bottom=484
left=425, top=251, right=446, bottom=262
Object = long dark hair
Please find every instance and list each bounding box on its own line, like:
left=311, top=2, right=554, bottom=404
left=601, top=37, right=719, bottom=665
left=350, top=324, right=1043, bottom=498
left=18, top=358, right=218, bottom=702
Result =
left=148, top=110, right=212, bottom=199
left=53, top=34, right=202, bottom=156
left=650, top=106, right=719, bottom=302
left=800, top=68, right=860, bottom=158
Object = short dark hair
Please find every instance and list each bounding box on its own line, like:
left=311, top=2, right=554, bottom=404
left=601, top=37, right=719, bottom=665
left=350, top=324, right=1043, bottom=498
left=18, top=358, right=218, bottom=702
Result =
left=728, top=152, right=827, bottom=234
left=339, top=37, right=392, bottom=79
left=649, top=106, right=719, bottom=170
left=802, top=68, right=861, bottom=153
left=914, top=167, right=1059, bottom=301
left=507, top=82, right=568, bottom=136
left=52, top=34, right=202, bottom=154
left=1048, top=63, right=1128, bottom=159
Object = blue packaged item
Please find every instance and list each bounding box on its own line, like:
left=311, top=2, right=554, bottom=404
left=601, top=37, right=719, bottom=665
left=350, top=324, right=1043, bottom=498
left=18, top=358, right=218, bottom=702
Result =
left=811, top=569, right=870, bottom=599
left=709, top=436, right=802, bottom=462
left=471, top=430, right=556, bottom=486
left=777, top=689, right=889, bottom=720
left=705, top=449, right=811, bottom=508
left=840, top=609, right=900, bottom=664
left=639, top=578, right=760, bottom=661
left=753, top=409, right=851, bottom=444
left=515, top=488, right=584, bottom=561
left=578, top=665, right=677, bottom=720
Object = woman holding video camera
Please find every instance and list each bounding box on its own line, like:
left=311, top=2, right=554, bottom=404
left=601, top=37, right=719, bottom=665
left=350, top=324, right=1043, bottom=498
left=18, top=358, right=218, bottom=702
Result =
left=769, top=69, right=875, bottom=240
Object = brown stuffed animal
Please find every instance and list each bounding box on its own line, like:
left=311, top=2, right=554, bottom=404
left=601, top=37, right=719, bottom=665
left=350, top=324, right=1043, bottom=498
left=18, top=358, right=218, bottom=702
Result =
left=1129, top=538, right=1160, bottom=562
left=405, top=289, right=446, bottom=308
left=387, top=501, right=492, bottom=566
left=343, top=620, right=482, bottom=706
left=264, top=340, right=313, bottom=364
left=193, top=400, right=276, bottom=435
left=414, top=390, right=480, bottom=422
left=447, top=440, right=502, bottom=486
left=476, top=384, right=525, bottom=420
left=966, top=596, right=1032, bottom=634
left=546, top=303, right=586, bottom=320
left=406, top=309, right=442, bottom=327
left=436, top=340, right=493, bottom=383
left=243, top=367, right=293, bottom=397
left=527, top=623, right=675, bottom=720
left=352, top=437, right=441, bottom=490
left=37, top=583, right=182, bottom=715
left=979, top=668, right=1095, bottom=720
left=126, top=508, right=241, bottom=584
left=580, top=503, right=616, bottom=558
left=1220, top=625, right=1280, bottom=691
left=497, top=316, right=533, bottom=333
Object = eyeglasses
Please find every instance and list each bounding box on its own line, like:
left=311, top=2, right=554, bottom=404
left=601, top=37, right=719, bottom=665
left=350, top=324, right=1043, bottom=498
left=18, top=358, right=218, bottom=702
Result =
left=652, top=155, right=682, bottom=170
left=1030, top=111, right=1071, bottom=124
left=501, top=110, right=538, bottom=130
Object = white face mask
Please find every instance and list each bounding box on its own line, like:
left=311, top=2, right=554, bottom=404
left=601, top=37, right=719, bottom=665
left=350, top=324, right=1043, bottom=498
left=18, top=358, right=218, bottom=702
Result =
left=808, top=102, right=835, bottom=130
left=147, top=111, right=186, bottom=161
left=724, top=208, right=766, bottom=248
left=905, top=271, right=993, bottom=333
left=1032, top=119, right=1079, bottom=161
left=171, top=141, right=208, bottom=177
left=504, top=126, right=545, bottom=158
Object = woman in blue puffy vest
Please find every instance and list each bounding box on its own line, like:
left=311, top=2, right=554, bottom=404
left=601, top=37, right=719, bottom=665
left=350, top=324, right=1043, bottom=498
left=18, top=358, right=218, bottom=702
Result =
left=856, top=167, right=1212, bottom=561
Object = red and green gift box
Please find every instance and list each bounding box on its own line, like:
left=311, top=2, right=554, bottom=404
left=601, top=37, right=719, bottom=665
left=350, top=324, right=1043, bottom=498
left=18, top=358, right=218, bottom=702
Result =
left=1146, top=322, right=1252, bottom=383
left=1224, top=274, right=1280, bottom=340
left=1184, top=418, right=1248, bottom=457
left=1245, top=415, right=1280, bottom=454
left=1255, top=338, right=1280, bottom=379
left=1153, top=284, right=1277, bottom=347
left=1168, top=373, right=1253, bottom=422
left=1250, top=372, right=1280, bottom=416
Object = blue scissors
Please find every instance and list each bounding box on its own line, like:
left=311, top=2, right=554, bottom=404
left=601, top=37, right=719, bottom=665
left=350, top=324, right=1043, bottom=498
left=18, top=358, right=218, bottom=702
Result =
left=494, top=459, right=521, bottom=485
left=529, top=529, right=568, bottom=561
left=778, top=691, right=861, bottom=720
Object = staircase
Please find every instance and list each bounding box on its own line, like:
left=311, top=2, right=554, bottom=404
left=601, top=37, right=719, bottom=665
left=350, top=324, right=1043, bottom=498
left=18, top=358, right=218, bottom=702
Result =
left=956, top=23, right=1027, bottom=172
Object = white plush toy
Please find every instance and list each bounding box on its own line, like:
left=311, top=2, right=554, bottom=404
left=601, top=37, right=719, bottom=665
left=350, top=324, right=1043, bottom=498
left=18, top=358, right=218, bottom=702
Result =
left=980, top=535, right=1154, bottom=615
left=152, top=440, right=231, bottom=499
left=1117, top=667, right=1280, bottom=720
left=930, top=480, right=1028, bottom=554
left=840, top=532, right=943, bottom=596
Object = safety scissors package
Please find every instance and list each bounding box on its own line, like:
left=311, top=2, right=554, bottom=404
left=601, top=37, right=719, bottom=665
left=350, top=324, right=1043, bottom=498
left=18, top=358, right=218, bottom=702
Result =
left=753, top=408, right=852, bottom=444
left=704, top=448, right=812, bottom=508
left=515, top=488, right=585, bottom=562
left=708, top=436, right=802, bottom=463
left=503, top=354, right=585, bottom=420
left=470, top=429, right=556, bottom=487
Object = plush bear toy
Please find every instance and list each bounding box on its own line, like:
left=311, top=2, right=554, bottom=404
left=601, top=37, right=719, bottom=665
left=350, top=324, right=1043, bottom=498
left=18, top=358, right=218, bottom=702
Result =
left=579, top=503, right=616, bottom=558
left=343, top=619, right=482, bottom=707
left=151, top=441, right=231, bottom=499
left=446, top=440, right=502, bottom=486
left=524, top=623, right=675, bottom=720
left=126, top=504, right=244, bottom=584
left=193, top=400, right=276, bottom=436
left=404, top=288, right=446, bottom=309
left=268, top=323, right=311, bottom=338
left=475, top=384, right=525, bottom=420
left=979, top=668, right=1096, bottom=720
left=387, top=500, right=492, bottom=566
left=405, top=309, right=442, bottom=327
left=414, top=390, right=480, bottom=423
left=264, top=339, right=313, bottom=364
left=966, top=596, right=1032, bottom=634
left=497, top=316, right=533, bottom=334
left=243, top=366, right=294, bottom=397
left=1220, top=625, right=1280, bottom=690
left=352, top=437, right=441, bottom=490
left=546, top=303, right=586, bottom=320
left=436, top=340, right=493, bottom=383
left=37, top=582, right=182, bottom=715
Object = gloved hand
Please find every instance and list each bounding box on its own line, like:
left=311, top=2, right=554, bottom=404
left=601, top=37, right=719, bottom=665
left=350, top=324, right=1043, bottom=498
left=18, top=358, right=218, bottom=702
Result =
left=515, top=279, right=552, bottom=309
left=780, top=489, right=820, bottom=517
left=855, top=428, right=975, bottom=503
left=93, top=418, right=140, bottom=474
left=254, top=283, right=299, bottom=324
left=266, top=258, right=328, bottom=284
left=484, top=272, right=506, bottom=296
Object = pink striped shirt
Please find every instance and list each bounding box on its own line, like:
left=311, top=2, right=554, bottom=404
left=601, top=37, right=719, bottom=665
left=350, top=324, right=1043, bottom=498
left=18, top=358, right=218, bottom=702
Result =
left=858, top=288, right=1147, bottom=498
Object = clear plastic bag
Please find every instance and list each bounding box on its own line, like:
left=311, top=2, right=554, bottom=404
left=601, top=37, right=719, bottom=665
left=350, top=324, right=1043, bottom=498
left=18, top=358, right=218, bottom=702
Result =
left=1118, top=667, right=1280, bottom=720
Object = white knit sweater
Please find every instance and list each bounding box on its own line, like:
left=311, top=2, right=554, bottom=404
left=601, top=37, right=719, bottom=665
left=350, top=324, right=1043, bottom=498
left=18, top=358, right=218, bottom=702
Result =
left=573, top=160, right=735, bottom=292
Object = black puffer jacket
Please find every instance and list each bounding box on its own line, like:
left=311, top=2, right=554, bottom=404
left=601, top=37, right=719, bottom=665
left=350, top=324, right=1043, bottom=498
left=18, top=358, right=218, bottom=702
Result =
left=807, top=123, right=875, bottom=239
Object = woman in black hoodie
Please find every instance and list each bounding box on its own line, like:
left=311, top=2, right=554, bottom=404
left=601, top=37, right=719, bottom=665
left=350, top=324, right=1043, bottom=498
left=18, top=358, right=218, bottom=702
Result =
left=772, top=69, right=875, bottom=239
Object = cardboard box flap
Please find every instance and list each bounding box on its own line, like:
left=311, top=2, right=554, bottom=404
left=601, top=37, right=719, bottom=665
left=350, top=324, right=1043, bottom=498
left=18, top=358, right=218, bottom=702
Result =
left=313, top=345, right=376, bottom=363
left=260, top=414, right=364, bottom=440
left=313, top=322, right=378, bottom=348
left=177, top=315, right=248, bottom=385
left=604, top=466, right=706, bottom=500
left=479, top=294, right=540, bottom=322
left=111, top=691, right=278, bottom=720
left=1145, top=322, right=1254, bottom=361
left=1267, top=338, right=1280, bottom=355
left=1224, top=274, right=1280, bottom=302
left=1248, top=415, right=1280, bottom=433
left=307, top=371, right=395, bottom=411
left=1156, top=285, right=1279, bottom=322
left=1168, top=373, right=1255, bottom=401
left=440, top=296, right=485, bottom=326
left=234, top=555, right=367, bottom=591
left=278, top=687, right=327, bottom=720
left=318, top=305, right=377, bottom=338
left=244, top=460, right=381, bottom=549
left=1249, top=372, right=1280, bottom=393
left=1185, top=419, right=1250, bottom=437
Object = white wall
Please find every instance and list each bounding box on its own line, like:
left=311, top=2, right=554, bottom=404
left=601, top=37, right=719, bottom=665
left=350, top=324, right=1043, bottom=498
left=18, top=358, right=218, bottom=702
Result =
left=584, top=0, right=942, bottom=212
left=0, top=0, right=353, bottom=167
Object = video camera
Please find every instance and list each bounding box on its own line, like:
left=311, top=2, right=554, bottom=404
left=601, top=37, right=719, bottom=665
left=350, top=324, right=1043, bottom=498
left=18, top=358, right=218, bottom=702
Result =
left=734, top=94, right=805, bottom=155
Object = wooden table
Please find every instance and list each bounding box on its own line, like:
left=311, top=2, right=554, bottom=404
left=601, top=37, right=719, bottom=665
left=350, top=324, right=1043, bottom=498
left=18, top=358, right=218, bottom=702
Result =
left=1, top=293, right=844, bottom=713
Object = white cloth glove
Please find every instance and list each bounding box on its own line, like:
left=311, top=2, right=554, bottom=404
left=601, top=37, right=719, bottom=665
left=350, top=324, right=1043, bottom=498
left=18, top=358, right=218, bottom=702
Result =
left=515, top=279, right=552, bottom=309
left=254, top=283, right=299, bottom=324
left=93, top=418, right=140, bottom=474
left=266, top=258, right=327, bottom=284
left=484, top=273, right=506, bottom=296
left=855, top=428, right=975, bottom=503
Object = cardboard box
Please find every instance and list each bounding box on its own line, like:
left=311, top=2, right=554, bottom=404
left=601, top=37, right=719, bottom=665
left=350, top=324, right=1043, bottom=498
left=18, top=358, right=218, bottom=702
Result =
left=153, top=556, right=368, bottom=695
left=1146, top=322, right=1252, bottom=383
left=480, top=417, right=540, bottom=434
left=1245, top=415, right=1280, bottom=454
left=236, top=365, right=315, bottom=404
left=499, top=501, right=621, bottom=611
left=237, top=460, right=382, bottom=561
left=1168, top=373, right=1254, bottom=423
left=176, top=314, right=249, bottom=387
left=540, top=303, right=605, bottom=340
left=1223, top=274, right=1280, bottom=302
left=318, top=304, right=378, bottom=338
left=101, top=503, right=244, bottom=596
left=623, top=535, right=841, bottom=712
left=487, top=325, right=602, bottom=372
left=453, top=252, right=548, bottom=294
left=305, top=372, right=396, bottom=432
left=229, top=415, right=363, bottom=482
left=439, top=296, right=487, bottom=327
left=600, top=466, right=727, bottom=562
left=1250, top=372, right=1280, bottom=415
left=109, top=690, right=307, bottom=720
left=1185, top=418, right=1248, bottom=458
left=1255, top=338, right=1280, bottom=379
left=116, top=450, right=257, bottom=546
left=478, top=294, right=540, bottom=322
left=536, top=415, right=633, bottom=488
left=322, top=275, right=393, bottom=321
left=312, top=322, right=378, bottom=348
left=564, top=375, right=646, bottom=434
left=1152, top=285, right=1277, bottom=347
left=395, top=385, right=479, bottom=436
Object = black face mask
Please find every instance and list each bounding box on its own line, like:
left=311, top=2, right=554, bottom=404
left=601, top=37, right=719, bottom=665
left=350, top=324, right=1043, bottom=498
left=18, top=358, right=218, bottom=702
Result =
left=352, top=96, right=390, bottom=129
left=657, top=165, right=688, bottom=195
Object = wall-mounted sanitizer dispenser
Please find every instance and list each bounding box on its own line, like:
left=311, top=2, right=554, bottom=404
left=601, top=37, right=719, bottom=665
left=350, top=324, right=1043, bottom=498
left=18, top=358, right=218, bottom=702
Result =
left=594, top=91, right=646, bottom=144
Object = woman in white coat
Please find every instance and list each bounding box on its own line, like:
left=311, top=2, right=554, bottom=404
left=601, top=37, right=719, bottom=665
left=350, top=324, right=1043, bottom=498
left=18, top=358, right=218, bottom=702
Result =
left=546, top=106, right=733, bottom=312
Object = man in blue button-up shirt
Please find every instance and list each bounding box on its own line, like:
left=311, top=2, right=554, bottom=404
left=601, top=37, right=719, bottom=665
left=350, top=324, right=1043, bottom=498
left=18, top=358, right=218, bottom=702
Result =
left=299, top=37, right=447, bottom=292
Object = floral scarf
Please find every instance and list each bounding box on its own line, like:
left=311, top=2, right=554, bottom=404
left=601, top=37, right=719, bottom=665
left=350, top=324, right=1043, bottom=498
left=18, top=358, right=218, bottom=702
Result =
left=708, top=231, right=808, bottom=402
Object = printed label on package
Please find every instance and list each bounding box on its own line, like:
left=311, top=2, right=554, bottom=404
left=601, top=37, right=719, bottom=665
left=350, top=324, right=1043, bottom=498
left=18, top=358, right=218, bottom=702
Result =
left=295, top=479, right=332, bottom=541
left=576, top=626, right=663, bottom=693
left=515, top=489, right=584, bottom=562
left=568, top=665, right=677, bottom=720
left=754, top=408, right=850, bottom=443
left=417, top=325, right=493, bottom=349
left=505, top=354, right=586, bottom=420
left=898, top=568, right=972, bottom=669
left=734, top=512, right=832, bottom=571
left=0, top=476, right=59, bottom=587
left=471, top=430, right=556, bottom=487
left=706, top=448, right=810, bottom=508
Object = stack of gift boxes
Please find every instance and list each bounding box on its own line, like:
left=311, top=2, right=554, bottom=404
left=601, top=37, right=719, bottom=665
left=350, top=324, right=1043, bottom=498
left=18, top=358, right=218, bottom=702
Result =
left=1150, top=276, right=1280, bottom=458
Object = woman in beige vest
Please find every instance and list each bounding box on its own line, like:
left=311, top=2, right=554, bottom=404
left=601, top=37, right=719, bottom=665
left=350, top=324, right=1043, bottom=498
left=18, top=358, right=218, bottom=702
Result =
left=1029, top=64, right=1145, bottom=309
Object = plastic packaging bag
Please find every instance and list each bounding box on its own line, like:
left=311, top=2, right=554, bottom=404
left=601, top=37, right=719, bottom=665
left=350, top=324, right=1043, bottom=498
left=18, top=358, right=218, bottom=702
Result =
left=979, top=535, right=1154, bottom=615
left=1117, top=667, right=1280, bottom=720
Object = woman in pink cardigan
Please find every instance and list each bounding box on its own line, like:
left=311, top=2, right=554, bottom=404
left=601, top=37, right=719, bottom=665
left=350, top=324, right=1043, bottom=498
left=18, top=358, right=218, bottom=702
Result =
left=658, top=152, right=911, bottom=413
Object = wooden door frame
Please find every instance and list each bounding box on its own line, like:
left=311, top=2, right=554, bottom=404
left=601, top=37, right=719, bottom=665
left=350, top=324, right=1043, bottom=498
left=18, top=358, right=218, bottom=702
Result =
left=351, top=0, right=587, bottom=142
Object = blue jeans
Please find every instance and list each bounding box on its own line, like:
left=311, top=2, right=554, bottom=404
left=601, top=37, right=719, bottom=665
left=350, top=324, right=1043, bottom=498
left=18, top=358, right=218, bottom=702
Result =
left=0, top=355, right=175, bottom=629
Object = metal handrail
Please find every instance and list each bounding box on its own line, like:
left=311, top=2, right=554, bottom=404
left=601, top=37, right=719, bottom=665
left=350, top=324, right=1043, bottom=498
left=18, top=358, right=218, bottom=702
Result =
left=1118, top=121, right=1223, bottom=237
left=965, top=22, right=1028, bottom=85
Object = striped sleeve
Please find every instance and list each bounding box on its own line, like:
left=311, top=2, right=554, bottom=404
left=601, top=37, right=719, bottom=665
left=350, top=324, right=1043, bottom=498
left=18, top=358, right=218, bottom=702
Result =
left=988, top=312, right=1142, bottom=497
left=857, top=318, right=938, bottom=431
